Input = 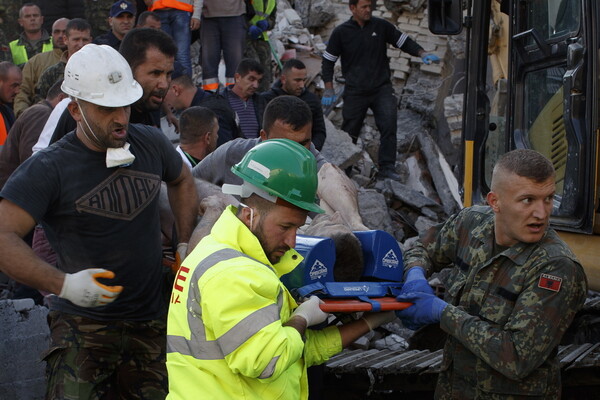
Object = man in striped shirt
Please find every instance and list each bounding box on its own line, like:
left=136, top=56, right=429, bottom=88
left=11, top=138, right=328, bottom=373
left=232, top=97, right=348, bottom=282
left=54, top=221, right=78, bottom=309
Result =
left=219, top=58, right=267, bottom=142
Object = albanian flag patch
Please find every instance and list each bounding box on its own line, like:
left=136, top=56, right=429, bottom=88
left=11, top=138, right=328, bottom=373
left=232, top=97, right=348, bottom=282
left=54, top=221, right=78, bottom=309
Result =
left=538, top=273, right=562, bottom=292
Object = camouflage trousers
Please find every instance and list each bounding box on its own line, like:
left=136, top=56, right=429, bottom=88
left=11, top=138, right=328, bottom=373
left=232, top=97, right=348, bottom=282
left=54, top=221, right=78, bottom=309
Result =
left=244, top=38, right=273, bottom=92
left=44, top=311, right=168, bottom=400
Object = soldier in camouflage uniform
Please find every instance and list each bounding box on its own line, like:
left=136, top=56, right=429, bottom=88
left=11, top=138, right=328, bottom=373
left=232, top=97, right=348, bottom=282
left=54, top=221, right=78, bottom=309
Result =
left=396, top=149, right=588, bottom=399
left=243, top=0, right=276, bottom=92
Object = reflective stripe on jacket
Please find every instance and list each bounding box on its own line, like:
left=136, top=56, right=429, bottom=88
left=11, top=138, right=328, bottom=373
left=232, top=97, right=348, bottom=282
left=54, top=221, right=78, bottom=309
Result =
left=166, top=206, right=341, bottom=399
left=9, top=39, right=53, bottom=66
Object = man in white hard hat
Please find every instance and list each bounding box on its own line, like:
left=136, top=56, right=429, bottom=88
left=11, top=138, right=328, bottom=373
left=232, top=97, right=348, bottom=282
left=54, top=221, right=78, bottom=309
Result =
left=0, top=44, right=198, bottom=398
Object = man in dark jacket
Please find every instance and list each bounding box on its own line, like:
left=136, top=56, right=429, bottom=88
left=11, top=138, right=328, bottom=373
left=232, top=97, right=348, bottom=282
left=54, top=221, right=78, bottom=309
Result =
left=262, top=58, right=326, bottom=150
left=321, top=0, right=439, bottom=180
left=93, top=0, right=136, bottom=50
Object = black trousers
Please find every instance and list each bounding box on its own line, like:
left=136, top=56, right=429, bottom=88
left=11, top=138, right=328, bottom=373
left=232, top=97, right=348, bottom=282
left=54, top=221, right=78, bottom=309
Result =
left=342, top=84, right=398, bottom=170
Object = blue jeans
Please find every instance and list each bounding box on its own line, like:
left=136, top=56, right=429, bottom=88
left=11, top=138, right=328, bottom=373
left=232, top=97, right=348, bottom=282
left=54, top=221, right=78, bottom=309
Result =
left=200, top=15, right=246, bottom=82
left=156, top=9, right=192, bottom=77
left=342, top=84, right=398, bottom=170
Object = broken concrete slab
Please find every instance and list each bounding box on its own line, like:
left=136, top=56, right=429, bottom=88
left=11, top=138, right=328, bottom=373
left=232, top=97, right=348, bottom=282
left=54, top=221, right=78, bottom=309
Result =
left=321, top=118, right=362, bottom=169
left=386, top=180, right=442, bottom=211
left=357, top=188, right=394, bottom=234
left=282, top=8, right=304, bottom=28
left=294, top=0, right=335, bottom=28
left=396, top=108, right=425, bottom=154
left=401, top=153, right=439, bottom=201
left=416, top=131, right=462, bottom=216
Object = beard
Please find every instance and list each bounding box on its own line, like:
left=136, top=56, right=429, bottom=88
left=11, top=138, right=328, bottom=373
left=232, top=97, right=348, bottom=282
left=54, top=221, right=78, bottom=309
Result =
left=252, top=218, right=289, bottom=265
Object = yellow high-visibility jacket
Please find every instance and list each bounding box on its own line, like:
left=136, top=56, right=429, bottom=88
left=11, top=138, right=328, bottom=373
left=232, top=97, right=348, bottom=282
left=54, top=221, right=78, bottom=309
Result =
left=248, top=0, right=276, bottom=40
left=9, top=39, right=53, bottom=66
left=166, top=206, right=342, bottom=399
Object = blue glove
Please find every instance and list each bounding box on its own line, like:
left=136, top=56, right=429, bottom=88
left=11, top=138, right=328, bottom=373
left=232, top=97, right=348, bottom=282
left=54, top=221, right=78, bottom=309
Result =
left=395, top=292, right=448, bottom=330
left=256, top=19, right=269, bottom=31
left=248, top=25, right=263, bottom=40
left=400, top=267, right=434, bottom=296
left=321, top=88, right=337, bottom=106
left=421, top=54, right=440, bottom=65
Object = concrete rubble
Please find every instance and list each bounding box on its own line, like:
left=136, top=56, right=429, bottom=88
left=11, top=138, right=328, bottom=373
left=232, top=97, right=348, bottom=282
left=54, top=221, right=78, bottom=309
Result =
left=0, top=299, right=49, bottom=399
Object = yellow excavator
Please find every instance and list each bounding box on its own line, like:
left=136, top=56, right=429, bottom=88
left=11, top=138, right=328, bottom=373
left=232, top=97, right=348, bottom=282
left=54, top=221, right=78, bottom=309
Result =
left=429, top=0, right=600, bottom=291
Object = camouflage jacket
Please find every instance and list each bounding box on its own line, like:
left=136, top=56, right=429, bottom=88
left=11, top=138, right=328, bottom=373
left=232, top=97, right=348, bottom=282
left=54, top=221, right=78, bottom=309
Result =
left=36, top=59, right=66, bottom=101
left=404, top=205, right=588, bottom=399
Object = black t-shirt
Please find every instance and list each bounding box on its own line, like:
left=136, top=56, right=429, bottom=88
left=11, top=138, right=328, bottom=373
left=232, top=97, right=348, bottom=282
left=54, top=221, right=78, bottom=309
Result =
left=1, top=124, right=183, bottom=321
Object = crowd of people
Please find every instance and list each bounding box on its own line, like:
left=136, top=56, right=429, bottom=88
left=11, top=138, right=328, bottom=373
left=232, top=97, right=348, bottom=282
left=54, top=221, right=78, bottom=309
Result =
left=0, top=0, right=589, bottom=399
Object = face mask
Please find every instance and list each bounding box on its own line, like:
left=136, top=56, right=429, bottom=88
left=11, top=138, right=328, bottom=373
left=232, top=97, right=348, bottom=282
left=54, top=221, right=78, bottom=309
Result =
left=77, top=99, right=136, bottom=168
left=106, top=143, right=135, bottom=168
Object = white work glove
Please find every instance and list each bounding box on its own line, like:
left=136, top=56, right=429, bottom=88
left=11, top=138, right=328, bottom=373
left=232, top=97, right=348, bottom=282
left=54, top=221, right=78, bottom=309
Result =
left=362, top=311, right=396, bottom=331
left=59, top=268, right=123, bottom=308
left=292, top=296, right=330, bottom=327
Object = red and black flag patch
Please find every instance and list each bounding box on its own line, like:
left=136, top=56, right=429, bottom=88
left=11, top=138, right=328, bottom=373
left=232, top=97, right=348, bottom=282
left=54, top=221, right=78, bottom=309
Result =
left=538, top=273, right=562, bottom=292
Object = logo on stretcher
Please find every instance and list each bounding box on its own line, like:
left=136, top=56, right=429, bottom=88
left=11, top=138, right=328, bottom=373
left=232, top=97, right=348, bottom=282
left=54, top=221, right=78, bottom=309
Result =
left=309, top=260, right=328, bottom=280
left=382, top=250, right=399, bottom=268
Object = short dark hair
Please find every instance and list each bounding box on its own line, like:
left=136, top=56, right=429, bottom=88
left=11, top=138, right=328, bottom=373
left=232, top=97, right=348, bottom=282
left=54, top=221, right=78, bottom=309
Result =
left=236, top=58, right=264, bottom=77
left=119, top=28, right=177, bottom=71
left=282, top=59, right=306, bottom=74
left=0, top=61, right=18, bottom=80
left=137, top=11, right=160, bottom=27
left=179, top=106, right=217, bottom=144
left=263, top=95, right=312, bottom=133
left=493, top=149, right=555, bottom=185
left=171, top=74, right=195, bottom=88
left=66, top=18, right=91, bottom=36
left=348, top=0, right=360, bottom=6
left=46, top=79, right=64, bottom=100
left=19, top=3, right=41, bottom=18
left=237, top=193, right=275, bottom=217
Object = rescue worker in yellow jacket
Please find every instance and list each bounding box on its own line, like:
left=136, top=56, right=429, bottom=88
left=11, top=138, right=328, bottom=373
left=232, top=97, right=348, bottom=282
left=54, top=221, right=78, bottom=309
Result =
left=166, top=139, right=396, bottom=399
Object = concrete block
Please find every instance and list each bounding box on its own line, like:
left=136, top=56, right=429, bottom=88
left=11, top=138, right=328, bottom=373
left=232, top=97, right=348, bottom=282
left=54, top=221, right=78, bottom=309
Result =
left=0, top=300, right=50, bottom=400
left=421, top=63, right=443, bottom=75
left=387, top=49, right=400, bottom=58
left=398, top=23, right=416, bottom=33
left=393, top=70, right=407, bottom=80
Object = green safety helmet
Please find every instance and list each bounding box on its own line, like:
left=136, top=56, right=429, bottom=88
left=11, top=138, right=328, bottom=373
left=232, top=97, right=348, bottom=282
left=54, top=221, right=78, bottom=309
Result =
left=222, top=139, right=324, bottom=214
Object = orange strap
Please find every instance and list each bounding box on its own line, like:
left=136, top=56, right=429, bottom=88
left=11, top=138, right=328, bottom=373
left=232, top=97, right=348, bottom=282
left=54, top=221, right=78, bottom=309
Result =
left=149, top=0, right=193, bottom=12
left=319, top=297, right=412, bottom=313
left=0, top=114, right=7, bottom=146
left=202, top=82, right=220, bottom=91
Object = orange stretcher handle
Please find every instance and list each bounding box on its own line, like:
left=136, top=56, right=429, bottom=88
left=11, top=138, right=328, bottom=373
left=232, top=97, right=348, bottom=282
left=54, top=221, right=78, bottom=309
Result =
left=319, top=297, right=412, bottom=312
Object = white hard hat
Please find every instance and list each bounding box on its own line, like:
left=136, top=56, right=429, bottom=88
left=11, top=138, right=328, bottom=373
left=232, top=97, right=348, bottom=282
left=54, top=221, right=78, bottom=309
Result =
left=61, top=44, right=142, bottom=107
